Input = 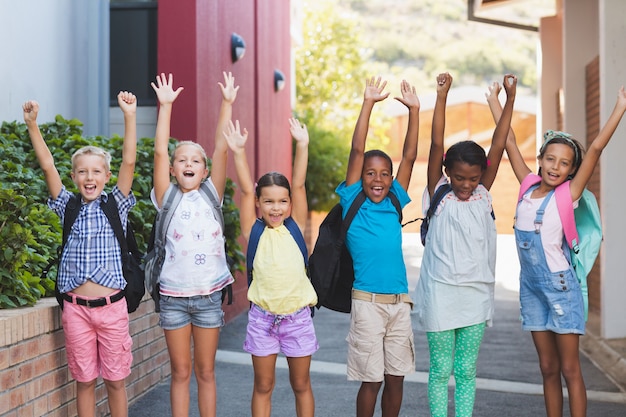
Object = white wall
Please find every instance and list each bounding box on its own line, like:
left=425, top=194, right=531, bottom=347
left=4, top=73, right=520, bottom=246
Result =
left=0, top=0, right=109, bottom=136
left=599, top=0, right=626, bottom=339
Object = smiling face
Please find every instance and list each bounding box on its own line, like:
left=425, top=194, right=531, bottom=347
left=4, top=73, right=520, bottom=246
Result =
left=256, top=184, right=291, bottom=228
left=445, top=162, right=483, bottom=201
left=170, top=143, right=209, bottom=192
left=538, top=143, right=576, bottom=187
left=361, top=155, right=393, bottom=203
left=71, top=154, right=112, bottom=202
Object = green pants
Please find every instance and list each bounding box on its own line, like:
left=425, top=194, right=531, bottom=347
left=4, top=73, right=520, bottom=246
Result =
left=426, top=322, right=486, bottom=417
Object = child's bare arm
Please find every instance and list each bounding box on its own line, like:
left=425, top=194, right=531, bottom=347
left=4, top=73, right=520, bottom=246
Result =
left=289, top=118, right=309, bottom=230
left=116, top=91, right=137, bottom=197
left=211, top=71, right=239, bottom=200
left=346, top=76, right=389, bottom=186
left=23, top=101, right=63, bottom=199
left=485, top=81, right=529, bottom=184
left=570, top=85, right=626, bottom=200
left=427, top=73, right=452, bottom=197
left=223, top=120, right=256, bottom=241
left=482, top=74, right=517, bottom=190
left=150, top=73, right=184, bottom=207
left=394, top=80, right=420, bottom=190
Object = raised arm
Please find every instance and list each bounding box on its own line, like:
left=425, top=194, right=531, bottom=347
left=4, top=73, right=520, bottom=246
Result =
left=150, top=73, right=184, bottom=208
left=427, top=73, right=452, bottom=197
left=23, top=101, right=63, bottom=199
left=288, top=118, right=309, bottom=231
left=116, top=91, right=137, bottom=197
left=570, top=85, right=626, bottom=200
left=394, top=80, right=420, bottom=190
left=346, top=76, right=389, bottom=186
left=481, top=74, right=517, bottom=190
left=211, top=71, right=239, bottom=200
left=223, top=120, right=256, bottom=241
left=485, top=81, right=530, bottom=184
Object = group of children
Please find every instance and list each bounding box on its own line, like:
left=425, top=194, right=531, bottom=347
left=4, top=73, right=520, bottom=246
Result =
left=22, top=69, right=626, bottom=417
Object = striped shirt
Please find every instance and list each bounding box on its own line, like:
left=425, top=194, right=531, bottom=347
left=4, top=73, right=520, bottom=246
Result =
left=48, top=186, right=136, bottom=293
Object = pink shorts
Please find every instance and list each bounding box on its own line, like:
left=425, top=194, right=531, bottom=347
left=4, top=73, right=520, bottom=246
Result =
left=61, top=292, right=133, bottom=382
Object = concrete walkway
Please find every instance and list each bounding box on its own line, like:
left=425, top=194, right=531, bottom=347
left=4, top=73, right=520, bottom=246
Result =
left=129, top=233, right=626, bottom=416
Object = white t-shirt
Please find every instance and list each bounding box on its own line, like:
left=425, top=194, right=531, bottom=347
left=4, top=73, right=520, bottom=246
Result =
left=515, top=192, right=578, bottom=272
left=152, top=183, right=234, bottom=297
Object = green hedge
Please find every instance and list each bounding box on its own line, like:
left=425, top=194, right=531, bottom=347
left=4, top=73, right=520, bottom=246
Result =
left=0, top=116, right=243, bottom=308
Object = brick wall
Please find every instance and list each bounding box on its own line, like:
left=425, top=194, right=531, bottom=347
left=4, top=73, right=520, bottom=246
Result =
left=0, top=296, right=169, bottom=417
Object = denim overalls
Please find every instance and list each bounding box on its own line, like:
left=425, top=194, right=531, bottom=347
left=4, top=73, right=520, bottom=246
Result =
left=514, top=187, right=585, bottom=334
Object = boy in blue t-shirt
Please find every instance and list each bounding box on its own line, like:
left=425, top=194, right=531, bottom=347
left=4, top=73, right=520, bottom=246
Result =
left=23, top=92, right=137, bottom=417
left=337, top=76, right=419, bottom=417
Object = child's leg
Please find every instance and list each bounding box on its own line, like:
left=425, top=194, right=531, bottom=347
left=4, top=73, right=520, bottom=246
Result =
left=452, top=323, right=486, bottom=417
left=357, top=381, right=383, bottom=417
left=531, top=331, right=563, bottom=417
left=286, top=356, right=314, bottom=417
left=556, top=333, right=587, bottom=417
left=192, top=326, right=220, bottom=417
left=76, top=379, right=97, bottom=417
left=381, top=374, right=404, bottom=417
left=426, top=330, right=455, bottom=417
left=103, top=378, right=128, bottom=417
left=164, top=326, right=193, bottom=417
left=251, top=354, right=278, bottom=417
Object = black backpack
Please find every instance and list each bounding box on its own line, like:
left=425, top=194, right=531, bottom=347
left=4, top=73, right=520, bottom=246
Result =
left=420, top=184, right=452, bottom=246
left=309, top=191, right=402, bottom=313
left=45, top=193, right=145, bottom=313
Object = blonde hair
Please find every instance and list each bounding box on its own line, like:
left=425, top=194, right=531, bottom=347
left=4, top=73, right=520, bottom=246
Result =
left=71, top=146, right=111, bottom=172
left=171, top=140, right=208, bottom=166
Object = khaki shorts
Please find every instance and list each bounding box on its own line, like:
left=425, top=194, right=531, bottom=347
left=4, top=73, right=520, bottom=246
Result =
left=346, top=294, right=415, bottom=382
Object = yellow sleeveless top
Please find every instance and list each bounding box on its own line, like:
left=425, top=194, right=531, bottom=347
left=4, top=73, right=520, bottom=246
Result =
left=247, top=224, right=317, bottom=314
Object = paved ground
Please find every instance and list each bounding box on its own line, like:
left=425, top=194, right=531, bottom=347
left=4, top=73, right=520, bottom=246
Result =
left=129, top=234, right=626, bottom=416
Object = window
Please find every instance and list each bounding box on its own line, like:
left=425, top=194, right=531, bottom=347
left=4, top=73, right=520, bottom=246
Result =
left=110, top=1, right=157, bottom=106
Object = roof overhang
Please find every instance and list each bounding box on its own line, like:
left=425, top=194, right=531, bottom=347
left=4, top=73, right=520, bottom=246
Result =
left=468, top=0, right=556, bottom=32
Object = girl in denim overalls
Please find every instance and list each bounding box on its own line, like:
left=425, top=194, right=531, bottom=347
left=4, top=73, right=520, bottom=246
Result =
left=489, top=84, right=626, bottom=417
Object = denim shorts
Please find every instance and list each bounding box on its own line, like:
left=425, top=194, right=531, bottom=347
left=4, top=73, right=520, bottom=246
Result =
left=520, top=268, right=585, bottom=334
left=244, top=304, right=319, bottom=357
left=159, top=291, right=225, bottom=330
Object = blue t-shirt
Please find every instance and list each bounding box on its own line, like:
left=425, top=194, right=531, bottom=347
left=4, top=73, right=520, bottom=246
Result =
left=336, top=179, right=410, bottom=294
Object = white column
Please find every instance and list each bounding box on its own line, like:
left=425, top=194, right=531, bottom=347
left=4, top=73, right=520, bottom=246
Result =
left=599, top=0, right=626, bottom=339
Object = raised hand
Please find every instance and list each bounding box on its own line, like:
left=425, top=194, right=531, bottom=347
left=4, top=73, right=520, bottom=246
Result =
left=117, top=91, right=137, bottom=115
left=223, top=119, right=248, bottom=153
left=395, top=79, right=420, bottom=110
left=485, top=81, right=501, bottom=105
left=151, top=73, right=184, bottom=105
left=436, top=72, right=453, bottom=95
left=503, top=74, right=517, bottom=99
left=22, top=100, right=40, bottom=124
left=218, top=71, right=239, bottom=104
left=364, top=76, right=390, bottom=103
left=289, top=118, right=309, bottom=145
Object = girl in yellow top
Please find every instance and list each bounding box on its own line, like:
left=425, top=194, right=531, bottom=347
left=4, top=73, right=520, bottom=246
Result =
left=224, top=118, right=317, bottom=417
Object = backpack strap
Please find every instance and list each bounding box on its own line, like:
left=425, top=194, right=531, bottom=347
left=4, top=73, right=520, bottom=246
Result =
left=99, top=195, right=129, bottom=266
left=199, top=181, right=225, bottom=232
left=553, top=180, right=578, bottom=251
left=518, top=173, right=542, bottom=202
left=246, top=217, right=308, bottom=286
left=153, top=184, right=183, bottom=254
left=62, top=194, right=82, bottom=246
left=425, top=184, right=452, bottom=222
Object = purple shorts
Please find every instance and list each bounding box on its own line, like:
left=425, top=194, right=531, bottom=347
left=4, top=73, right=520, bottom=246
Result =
left=244, top=304, right=319, bottom=357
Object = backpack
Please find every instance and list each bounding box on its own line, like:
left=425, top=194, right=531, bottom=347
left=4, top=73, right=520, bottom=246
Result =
left=46, top=193, right=145, bottom=313
left=309, top=191, right=402, bottom=313
left=144, top=182, right=233, bottom=312
left=518, top=174, right=602, bottom=320
left=246, top=217, right=308, bottom=286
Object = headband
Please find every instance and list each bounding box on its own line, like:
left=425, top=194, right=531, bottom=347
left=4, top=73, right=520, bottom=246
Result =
left=540, top=130, right=579, bottom=165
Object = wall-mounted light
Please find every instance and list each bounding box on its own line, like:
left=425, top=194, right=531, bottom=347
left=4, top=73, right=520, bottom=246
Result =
left=274, top=69, right=285, bottom=92
left=231, top=33, right=246, bottom=63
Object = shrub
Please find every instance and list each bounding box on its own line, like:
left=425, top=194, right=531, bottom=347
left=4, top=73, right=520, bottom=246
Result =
left=0, top=116, right=243, bottom=308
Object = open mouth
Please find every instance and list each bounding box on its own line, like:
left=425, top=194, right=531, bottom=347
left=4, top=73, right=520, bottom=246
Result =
left=183, top=170, right=195, bottom=177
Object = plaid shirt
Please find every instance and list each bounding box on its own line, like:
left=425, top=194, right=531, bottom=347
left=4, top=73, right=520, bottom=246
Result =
left=48, top=186, right=136, bottom=293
